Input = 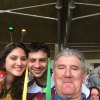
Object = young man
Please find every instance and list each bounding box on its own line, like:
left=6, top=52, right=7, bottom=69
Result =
left=53, top=48, right=90, bottom=100
left=27, top=42, right=55, bottom=100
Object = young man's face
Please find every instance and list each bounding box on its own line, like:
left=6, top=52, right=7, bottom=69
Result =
left=28, top=50, right=48, bottom=78
left=53, top=55, right=85, bottom=98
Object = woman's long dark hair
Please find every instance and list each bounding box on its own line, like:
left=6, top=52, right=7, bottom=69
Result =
left=0, top=43, right=28, bottom=99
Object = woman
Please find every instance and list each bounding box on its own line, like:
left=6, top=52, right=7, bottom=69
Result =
left=89, top=86, right=100, bottom=100
left=0, top=43, right=28, bottom=100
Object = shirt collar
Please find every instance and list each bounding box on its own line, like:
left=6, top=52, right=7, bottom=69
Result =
left=28, top=77, right=55, bottom=93
left=53, top=92, right=87, bottom=100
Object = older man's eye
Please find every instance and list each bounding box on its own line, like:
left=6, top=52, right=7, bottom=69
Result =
left=57, top=65, right=65, bottom=69
left=72, top=68, right=78, bottom=70
left=71, top=66, right=79, bottom=70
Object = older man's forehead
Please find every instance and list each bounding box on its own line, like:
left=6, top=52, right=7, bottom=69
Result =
left=56, top=56, right=81, bottom=65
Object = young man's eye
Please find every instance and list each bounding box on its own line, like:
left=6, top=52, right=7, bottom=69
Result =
left=40, top=60, right=46, bottom=62
left=40, top=59, right=47, bottom=62
left=28, top=59, right=36, bottom=63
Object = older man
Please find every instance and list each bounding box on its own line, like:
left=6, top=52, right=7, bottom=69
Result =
left=53, top=48, right=90, bottom=100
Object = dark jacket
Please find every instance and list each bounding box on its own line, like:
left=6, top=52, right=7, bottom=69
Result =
left=53, top=93, right=90, bottom=100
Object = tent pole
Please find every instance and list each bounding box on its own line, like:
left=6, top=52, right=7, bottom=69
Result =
left=63, top=0, right=75, bottom=48
left=56, top=0, right=63, bottom=52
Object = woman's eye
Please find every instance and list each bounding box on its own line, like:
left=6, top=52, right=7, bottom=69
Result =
left=11, top=57, right=17, bottom=60
left=21, top=57, right=27, bottom=61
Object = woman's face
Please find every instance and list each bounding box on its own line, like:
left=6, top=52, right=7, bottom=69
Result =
left=4, top=47, right=27, bottom=76
left=90, top=88, right=99, bottom=100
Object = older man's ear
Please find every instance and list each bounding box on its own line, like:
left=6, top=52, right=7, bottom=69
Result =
left=52, top=72, right=55, bottom=81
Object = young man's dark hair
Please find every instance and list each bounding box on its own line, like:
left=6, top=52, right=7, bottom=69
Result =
left=28, top=42, right=50, bottom=58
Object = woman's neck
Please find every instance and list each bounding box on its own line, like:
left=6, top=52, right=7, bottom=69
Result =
left=6, top=72, right=15, bottom=89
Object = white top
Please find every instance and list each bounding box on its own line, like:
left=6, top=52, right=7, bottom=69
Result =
left=82, top=84, right=90, bottom=98
left=28, top=76, right=90, bottom=98
left=28, top=77, right=55, bottom=93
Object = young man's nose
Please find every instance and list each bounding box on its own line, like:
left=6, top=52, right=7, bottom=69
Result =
left=35, top=61, right=41, bottom=68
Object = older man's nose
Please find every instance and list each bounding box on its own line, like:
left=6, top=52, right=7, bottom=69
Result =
left=64, top=68, right=72, bottom=77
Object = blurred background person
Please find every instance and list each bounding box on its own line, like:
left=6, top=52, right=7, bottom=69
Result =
left=89, top=86, right=100, bottom=100
left=89, top=63, right=100, bottom=88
